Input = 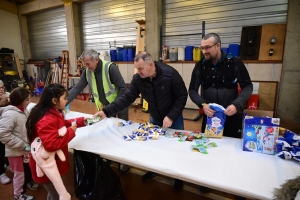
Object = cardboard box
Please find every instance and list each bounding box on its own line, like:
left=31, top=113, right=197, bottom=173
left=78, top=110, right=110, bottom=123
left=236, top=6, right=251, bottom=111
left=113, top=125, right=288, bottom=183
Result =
left=242, top=110, right=280, bottom=155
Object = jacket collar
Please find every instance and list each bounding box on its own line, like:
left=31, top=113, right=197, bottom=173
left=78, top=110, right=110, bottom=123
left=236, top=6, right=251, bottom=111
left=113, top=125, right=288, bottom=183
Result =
left=203, top=50, right=227, bottom=67
left=0, top=105, right=24, bottom=115
left=47, top=107, right=65, bottom=118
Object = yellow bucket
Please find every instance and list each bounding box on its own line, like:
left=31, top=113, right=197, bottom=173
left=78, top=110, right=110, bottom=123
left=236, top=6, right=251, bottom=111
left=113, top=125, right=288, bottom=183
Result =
left=193, top=47, right=201, bottom=61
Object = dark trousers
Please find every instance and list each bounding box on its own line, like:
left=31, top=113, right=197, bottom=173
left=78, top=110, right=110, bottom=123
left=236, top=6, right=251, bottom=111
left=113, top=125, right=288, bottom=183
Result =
left=150, top=114, right=184, bottom=130
left=22, top=163, right=33, bottom=194
left=202, top=113, right=243, bottom=138
left=0, top=142, right=5, bottom=174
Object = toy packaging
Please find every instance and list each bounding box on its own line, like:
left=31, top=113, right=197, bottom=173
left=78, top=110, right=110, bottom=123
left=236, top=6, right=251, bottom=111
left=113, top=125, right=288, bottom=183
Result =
left=242, top=112, right=280, bottom=155
left=276, top=129, right=300, bottom=163
left=204, top=103, right=226, bottom=138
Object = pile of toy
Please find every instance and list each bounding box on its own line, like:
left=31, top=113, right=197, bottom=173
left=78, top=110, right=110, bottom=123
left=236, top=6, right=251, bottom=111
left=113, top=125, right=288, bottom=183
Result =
left=122, top=122, right=167, bottom=141
left=276, top=129, right=300, bottom=163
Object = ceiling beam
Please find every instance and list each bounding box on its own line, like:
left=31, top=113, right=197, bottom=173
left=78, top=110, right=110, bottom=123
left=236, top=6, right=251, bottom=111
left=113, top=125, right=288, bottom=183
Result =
left=0, top=0, right=18, bottom=15
left=18, top=0, right=89, bottom=15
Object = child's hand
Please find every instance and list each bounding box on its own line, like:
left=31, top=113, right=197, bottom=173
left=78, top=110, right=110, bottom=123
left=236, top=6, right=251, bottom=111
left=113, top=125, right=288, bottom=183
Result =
left=70, top=124, right=77, bottom=132
left=24, top=143, right=31, bottom=151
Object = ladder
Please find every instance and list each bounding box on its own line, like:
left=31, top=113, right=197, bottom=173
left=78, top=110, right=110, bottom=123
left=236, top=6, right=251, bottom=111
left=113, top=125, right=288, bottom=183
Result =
left=60, top=50, right=70, bottom=88
left=133, top=19, right=146, bottom=106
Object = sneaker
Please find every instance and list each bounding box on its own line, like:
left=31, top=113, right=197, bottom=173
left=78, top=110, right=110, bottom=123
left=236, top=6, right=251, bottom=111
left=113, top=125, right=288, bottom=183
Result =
left=27, top=181, right=39, bottom=190
left=120, top=165, right=131, bottom=175
left=22, top=194, right=34, bottom=200
left=14, top=194, right=34, bottom=200
left=0, top=173, right=11, bottom=184
left=173, top=179, right=184, bottom=190
left=142, top=171, right=157, bottom=182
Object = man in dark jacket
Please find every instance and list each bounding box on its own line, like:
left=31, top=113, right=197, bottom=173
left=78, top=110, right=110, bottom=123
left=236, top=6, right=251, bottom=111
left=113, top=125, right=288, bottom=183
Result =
left=189, top=33, right=253, bottom=139
left=94, top=51, right=188, bottom=190
left=189, top=33, right=252, bottom=198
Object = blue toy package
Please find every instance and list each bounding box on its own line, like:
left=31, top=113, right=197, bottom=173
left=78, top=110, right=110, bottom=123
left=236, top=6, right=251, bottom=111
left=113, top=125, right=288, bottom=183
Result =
left=242, top=116, right=280, bottom=155
left=275, top=129, right=300, bottom=163
left=204, top=103, right=226, bottom=138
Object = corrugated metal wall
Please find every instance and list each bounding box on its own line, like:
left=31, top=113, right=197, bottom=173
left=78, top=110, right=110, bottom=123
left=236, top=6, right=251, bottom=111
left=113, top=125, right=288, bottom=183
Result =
left=27, top=7, right=68, bottom=60
left=162, top=0, right=288, bottom=48
left=81, top=0, right=145, bottom=52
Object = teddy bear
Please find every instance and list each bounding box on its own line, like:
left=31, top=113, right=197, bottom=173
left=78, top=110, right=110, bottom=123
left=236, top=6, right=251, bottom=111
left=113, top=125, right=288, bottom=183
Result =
left=31, top=126, right=71, bottom=200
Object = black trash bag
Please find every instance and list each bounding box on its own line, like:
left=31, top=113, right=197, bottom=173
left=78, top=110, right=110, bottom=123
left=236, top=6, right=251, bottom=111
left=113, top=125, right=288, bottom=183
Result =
left=74, top=150, right=126, bottom=200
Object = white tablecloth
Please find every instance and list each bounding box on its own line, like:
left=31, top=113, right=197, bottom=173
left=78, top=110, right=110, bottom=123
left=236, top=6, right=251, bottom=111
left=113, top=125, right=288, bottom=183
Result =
left=66, top=111, right=300, bottom=200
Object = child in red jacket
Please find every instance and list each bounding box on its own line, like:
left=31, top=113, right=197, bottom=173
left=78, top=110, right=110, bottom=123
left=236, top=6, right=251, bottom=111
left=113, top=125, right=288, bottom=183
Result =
left=26, top=83, right=86, bottom=200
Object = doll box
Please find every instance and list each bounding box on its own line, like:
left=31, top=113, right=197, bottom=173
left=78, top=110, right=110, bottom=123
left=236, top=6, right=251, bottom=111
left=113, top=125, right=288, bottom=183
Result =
left=242, top=110, right=280, bottom=155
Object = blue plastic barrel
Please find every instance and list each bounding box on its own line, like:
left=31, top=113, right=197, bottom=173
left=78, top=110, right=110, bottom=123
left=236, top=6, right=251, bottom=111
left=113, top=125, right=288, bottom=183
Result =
left=122, top=48, right=128, bottom=61
left=116, top=47, right=123, bottom=61
left=127, top=48, right=135, bottom=61
left=185, top=46, right=194, bottom=61
left=228, top=44, right=240, bottom=56
left=221, top=48, right=229, bottom=54
left=110, top=50, right=116, bottom=62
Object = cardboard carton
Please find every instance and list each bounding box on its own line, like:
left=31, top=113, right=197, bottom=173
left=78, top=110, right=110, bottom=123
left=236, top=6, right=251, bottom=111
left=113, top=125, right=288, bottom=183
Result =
left=242, top=110, right=279, bottom=155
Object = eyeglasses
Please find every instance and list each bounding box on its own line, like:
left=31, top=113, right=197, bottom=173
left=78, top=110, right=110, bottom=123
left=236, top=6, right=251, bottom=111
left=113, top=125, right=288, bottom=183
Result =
left=200, top=43, right=218, bottom=51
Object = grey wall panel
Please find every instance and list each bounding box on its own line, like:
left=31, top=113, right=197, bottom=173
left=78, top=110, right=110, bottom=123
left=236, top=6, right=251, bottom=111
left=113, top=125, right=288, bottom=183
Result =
left=27, top=7, right=68, bottom=60
left=81, top=0, right=145, bottom=52
left=162, top=0, right=288, bottom=48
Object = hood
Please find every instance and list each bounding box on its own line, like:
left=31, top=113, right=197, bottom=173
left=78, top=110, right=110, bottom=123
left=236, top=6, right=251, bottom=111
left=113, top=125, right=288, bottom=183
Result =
left=0, top=105, right=22, bottom=116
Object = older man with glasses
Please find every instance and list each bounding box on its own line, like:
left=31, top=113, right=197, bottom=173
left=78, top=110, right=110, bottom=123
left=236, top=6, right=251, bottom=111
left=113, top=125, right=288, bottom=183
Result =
left=67, top=49, right=131, bottom=174
left=94, top=51, right=188, bottom=190
left=189, top=33, right=252, bottom=198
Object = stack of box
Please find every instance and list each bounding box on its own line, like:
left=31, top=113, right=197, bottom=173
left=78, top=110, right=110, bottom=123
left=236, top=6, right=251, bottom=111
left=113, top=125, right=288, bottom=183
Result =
left=242, top=110, right=280, bottom=155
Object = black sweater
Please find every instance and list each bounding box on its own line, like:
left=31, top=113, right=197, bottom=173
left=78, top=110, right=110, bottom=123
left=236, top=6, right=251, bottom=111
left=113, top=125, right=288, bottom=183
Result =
left=104, top=61, right=188, bottom=121
left=189, top=51, right=253, bottom=112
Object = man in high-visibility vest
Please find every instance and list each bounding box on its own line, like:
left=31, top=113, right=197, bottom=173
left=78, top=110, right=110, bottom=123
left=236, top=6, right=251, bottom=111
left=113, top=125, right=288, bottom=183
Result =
left=67, top=49, right=130, bottom=174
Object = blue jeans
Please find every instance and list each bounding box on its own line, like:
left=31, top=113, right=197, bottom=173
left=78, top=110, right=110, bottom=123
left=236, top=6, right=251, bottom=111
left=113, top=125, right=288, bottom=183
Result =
left=150, top=114, right=184, bottom=130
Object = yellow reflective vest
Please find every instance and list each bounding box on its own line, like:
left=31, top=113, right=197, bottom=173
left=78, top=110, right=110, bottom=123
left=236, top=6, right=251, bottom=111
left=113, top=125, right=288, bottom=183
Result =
left=86, top=61, right=118, bottom=110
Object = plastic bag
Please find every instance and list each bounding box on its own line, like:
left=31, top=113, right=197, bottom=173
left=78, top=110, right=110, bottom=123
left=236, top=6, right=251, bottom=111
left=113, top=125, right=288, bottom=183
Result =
left=74, top=150, right=126, bottom=200
left=204, top=103, right=226, bottom=138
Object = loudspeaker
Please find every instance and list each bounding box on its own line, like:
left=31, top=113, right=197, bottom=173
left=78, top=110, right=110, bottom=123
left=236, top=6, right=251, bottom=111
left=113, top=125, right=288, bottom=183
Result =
left=240, top=26, right=262, bottom=60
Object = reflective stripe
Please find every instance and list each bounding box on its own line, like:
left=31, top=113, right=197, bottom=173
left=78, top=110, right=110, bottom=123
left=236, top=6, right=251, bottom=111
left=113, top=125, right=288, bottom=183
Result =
left=86, top=61, right=118, bottom=110
left=104, top=62, right=116, bottom=97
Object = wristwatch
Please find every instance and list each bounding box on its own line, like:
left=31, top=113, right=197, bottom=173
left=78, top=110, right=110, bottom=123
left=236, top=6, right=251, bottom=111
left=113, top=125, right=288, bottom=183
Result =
left=201, top=103, right=206, bottom=107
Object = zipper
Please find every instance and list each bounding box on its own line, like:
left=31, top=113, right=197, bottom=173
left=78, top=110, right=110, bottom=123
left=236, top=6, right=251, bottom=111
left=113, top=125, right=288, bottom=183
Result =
left=151, top=79, right=161, bottom=117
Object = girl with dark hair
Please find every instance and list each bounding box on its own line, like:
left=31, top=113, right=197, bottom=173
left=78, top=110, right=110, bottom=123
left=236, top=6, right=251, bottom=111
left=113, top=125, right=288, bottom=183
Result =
left=26, top=83, right=86, bottom=200
left=0, top=87, right=34, bottom=200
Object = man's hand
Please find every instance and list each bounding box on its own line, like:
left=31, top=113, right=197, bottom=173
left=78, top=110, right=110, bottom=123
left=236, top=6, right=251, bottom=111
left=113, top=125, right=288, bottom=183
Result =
left=203, top=104, right=215, bottom=117
left=162, top=116, right=173, bottom=128
left=93, top=111, right=106, bottom=119
left=224, top=104, right=237, bottom=116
